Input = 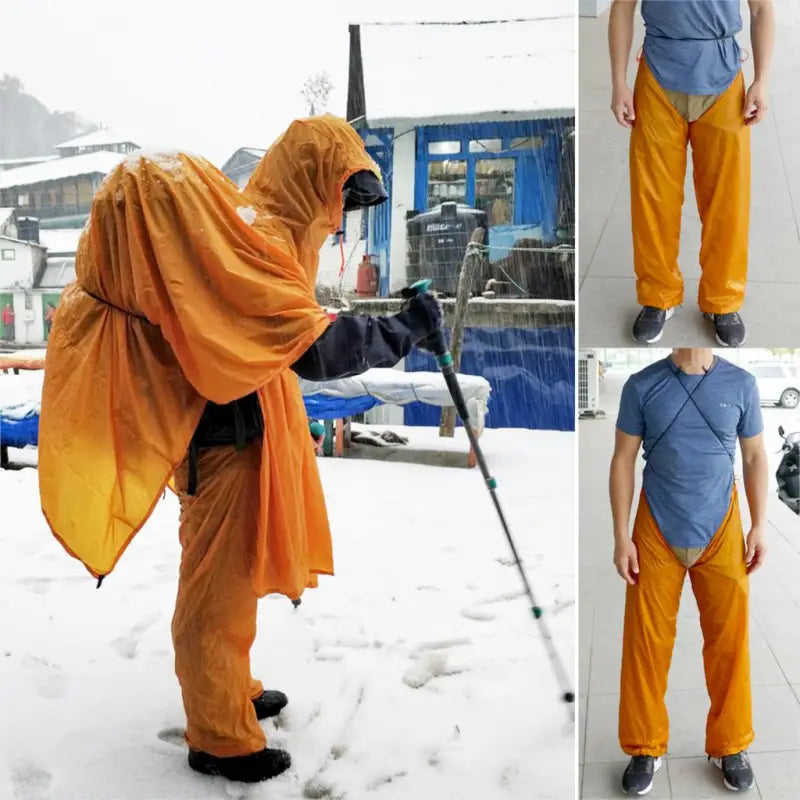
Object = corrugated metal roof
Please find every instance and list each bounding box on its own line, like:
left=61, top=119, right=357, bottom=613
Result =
left=358, top=16, right=574, bottom=126
left=39, top=257, right=76, bottom=288
left=0, top=152, right=123, bottom=190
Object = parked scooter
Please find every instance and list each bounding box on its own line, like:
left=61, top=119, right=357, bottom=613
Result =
left=776, top=425, right=800, bottom=515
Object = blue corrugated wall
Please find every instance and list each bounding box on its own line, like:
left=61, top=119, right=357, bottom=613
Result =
left=403, top=326, right=575, bottom=431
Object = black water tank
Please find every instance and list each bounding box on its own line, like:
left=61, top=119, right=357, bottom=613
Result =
left=16, top=217, right=40, bottom=244
left=406, top=202, right=488, bottom=295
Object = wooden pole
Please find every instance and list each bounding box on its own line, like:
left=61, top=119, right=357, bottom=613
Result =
left=439, top=227, right=485, bottom=438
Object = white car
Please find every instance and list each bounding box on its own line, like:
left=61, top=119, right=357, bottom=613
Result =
left=748, top=362, right=800, bottom=409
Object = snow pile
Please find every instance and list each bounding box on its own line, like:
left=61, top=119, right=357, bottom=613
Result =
left=237, top=206, right=257, bottom=225
left=0, top=426, right=574, bottom=799
left=298, top=368, right=491, bottom=406
left=0, top=369, right=43, bottom=412
left=122, top=150, right=186, bottom=176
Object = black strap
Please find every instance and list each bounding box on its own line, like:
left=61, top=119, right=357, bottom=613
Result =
left=233, top=401, right=246, bottom=451
left=646, top=32, right=736, bottom=43
left=647, top=361, right=714, bottom=460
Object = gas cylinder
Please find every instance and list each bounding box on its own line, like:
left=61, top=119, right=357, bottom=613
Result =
left=356, top=255, right=378, bottom=296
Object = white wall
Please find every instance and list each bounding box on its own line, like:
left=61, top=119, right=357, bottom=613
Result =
left=316, top=209, right=366, bottom=294
left=0, top=239, right=37, bottom=289
left=389, top=127, right=416, bottom=293
left=579, top=0, right=610, bottom=17
left=10, top=290, right=45, bottom=344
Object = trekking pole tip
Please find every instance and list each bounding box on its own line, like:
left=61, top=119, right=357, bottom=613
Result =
left=563, top=692, right=575, bottom=703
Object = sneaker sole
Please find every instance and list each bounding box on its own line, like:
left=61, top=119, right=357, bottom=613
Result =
left=710, top=757, right=755, bottom=792
left=622, top=757, right=662, bottom=796
left=632, top=308, right=675, bottom=345
left=702, top=313, right=746, bottom=348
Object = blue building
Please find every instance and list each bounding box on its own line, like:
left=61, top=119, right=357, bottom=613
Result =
left=346, top=17, right=575, bottom=297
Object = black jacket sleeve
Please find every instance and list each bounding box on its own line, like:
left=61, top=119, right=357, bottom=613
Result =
left=291, top=310, right=431, bottom=382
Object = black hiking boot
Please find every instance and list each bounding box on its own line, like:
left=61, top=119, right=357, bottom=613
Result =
left=622, top=755, right=662, bottom=795
left=632, top=307, right=674, bottom=344
left=252, top=689, right=288, bottom=721
left=704, top=311, right=746, bottom=347
left=188, top=747, right=291, bottom=783
left=710, top=751, right=755, bottom=792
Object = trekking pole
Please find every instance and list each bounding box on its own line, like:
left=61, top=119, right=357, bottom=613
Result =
left=405, top=279, right=575, bottom=715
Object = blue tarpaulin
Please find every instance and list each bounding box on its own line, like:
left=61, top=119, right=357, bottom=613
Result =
left=403, top=326, right=574, bottom=431
left=0, top=407, right=40, bottom=448
left=302, top=393, right=381, bottom=421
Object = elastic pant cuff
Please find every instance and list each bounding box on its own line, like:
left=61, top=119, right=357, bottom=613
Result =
left=707, top=733, right=754, bottom=759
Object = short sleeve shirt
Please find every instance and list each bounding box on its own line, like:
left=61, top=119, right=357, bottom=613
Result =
left=617, top=357, right=762, bottom=547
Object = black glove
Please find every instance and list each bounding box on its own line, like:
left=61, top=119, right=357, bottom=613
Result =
left=402, top=292, right=443, bottom=347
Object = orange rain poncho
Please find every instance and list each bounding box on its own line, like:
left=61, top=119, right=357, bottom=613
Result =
left=38, top=115, right=381, bottom=600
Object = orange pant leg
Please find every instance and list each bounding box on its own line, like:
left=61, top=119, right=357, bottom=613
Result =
left=172, top=442, right=267, bottom=758
left=689, top=489, right=753, bottom=757
left=630, top=61, right=690, bottom=310
left=619, top=492, right=686, bottom=757
left=689, top=73, right=751, bottom=315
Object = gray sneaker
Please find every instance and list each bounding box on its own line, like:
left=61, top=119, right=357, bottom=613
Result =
left=632, top=307, right=674, bottom=344
left=622, top=755, right=662, bottom=795
left=704, top=311, right=746, bottom=347
left=710, top=751, right=755, bottom=792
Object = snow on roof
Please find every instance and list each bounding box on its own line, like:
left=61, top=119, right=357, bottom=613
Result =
left=39, top=228, right=83, bottom=255
left=0, top=156, right=59, bottom=167
left=0, top=208, right=14, bottom=227
left=0, top=151, right=123, bottom=190
left=55, top=129, right=138, bottom=150
left=357, top=17, right=575, bottom=126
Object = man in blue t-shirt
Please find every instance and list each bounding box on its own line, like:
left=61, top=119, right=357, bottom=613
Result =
left=608, top=1, right=775, bottom=347
left=609, top=349, right=768, bottom=795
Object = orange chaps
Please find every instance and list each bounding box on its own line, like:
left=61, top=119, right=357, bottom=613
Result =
left=618, top=489, right=752, bottom=758
left=630, top=61, right=751, bottom=314
left=172, top=443, right=267, bottom=757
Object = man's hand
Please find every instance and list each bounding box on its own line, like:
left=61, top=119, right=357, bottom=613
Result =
left=612, top=84, right=636, bottom=128
left=614, top=538, right=640, bottom=585
left=745, top=525, right=767, bottom=574
left=744, top=80, right=770, bottom=125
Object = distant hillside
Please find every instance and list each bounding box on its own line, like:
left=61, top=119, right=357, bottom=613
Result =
left=0, top=74, right=100, bottom=159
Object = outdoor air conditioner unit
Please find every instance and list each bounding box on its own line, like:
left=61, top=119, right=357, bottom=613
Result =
left=578, top=349, right=603, bottom=418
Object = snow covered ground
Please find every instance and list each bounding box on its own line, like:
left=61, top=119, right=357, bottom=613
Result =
left=0, top=426, right=575, bottom=800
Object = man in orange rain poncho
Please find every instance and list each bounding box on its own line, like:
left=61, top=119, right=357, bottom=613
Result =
left=37, top=115, right=442, bottom=784
left=609, top=0, right=775, bottom=347
left=609, top=349, right=768, bottom=795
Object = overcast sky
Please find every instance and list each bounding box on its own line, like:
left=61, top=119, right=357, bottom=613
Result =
left=1, top=0, right=574, bottom=166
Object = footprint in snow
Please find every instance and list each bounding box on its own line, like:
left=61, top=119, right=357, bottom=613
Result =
left=460, top=589, right=526, bottom=622
left=21, top=655, right=67, bottom=700
left=11, top=762, right=52, bottom=799
left=111, top=612, right=162, bottom=660
left=157, top=727, right=186, bottom=748
left=403, top=642, right=469, bottom=689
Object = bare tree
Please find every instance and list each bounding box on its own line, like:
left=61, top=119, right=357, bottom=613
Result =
left=301, top=72, right=334, bottom=116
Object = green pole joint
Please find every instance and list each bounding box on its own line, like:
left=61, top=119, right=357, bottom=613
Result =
left=487, top=477, right=497, bottom=489
left=533, top=606, right=543, bottom=619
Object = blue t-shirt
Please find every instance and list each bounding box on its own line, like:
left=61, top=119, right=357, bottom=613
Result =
left=641, top=0, right=742, bottom=95
left=617, top=357, right=762, bottom=548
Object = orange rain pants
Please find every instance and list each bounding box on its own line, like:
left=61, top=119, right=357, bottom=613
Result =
left=618, top=488, right=752, bottom=759
left=172, top=443, right=267, bottom=757
left=630, top=61, right=751, bottom=314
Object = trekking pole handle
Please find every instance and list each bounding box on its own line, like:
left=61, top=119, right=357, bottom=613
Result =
left=406, top=279, right=451, bottom=367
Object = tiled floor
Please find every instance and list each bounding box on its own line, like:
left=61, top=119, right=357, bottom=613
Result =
left=579, top=375, right=800, bottom=799
left=578, top=3, right=800, bottom=347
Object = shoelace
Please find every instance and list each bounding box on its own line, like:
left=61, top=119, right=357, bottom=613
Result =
left=630, top=755, right=654, bottom=773
left=640, top=306, right=664, bottom=321
left=724, top=751, right=750, bottom=770
left=716, top=311, right=742, bottom=326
